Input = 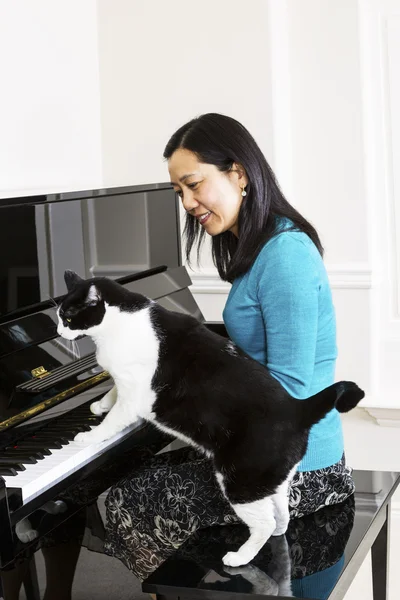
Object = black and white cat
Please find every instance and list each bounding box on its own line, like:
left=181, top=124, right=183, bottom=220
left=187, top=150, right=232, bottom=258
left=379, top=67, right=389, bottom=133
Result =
left=57, top=270, right=364, bottom=567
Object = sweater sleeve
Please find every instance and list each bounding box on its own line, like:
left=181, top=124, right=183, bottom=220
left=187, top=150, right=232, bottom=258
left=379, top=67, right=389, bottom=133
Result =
left=256, top=233, right=320, bottom=398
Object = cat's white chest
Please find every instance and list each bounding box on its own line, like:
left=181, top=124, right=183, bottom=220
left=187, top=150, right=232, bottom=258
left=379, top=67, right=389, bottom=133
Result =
left=93, top=305, right=159, bottom=389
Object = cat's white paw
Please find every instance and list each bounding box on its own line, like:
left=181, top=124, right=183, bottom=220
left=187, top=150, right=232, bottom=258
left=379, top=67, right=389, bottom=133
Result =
left=90, top=400, right=105, bottom=415
left=17, top=529, right=39, bottom=544
left=15, top=519, right=39, bottom=544
left=222, top=551, right=250, bottom=567
left=74, top=430, right=101, bottom=444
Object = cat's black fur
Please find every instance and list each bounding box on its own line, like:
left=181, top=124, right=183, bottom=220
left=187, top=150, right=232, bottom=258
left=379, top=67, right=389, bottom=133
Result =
left=150, top=306, right=361, bottom=503
left=59, top=271, right=364, bottom=565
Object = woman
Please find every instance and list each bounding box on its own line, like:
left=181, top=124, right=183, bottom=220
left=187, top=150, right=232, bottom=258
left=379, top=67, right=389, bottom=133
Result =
left=104, top=113, right=355, bottom=581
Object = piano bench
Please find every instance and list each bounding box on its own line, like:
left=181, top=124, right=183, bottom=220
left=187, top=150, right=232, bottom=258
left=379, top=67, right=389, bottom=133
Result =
left=142, top=469, right=400, bottom=600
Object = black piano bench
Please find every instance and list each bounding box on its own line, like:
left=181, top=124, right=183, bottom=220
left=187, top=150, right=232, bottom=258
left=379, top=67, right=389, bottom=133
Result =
left=142, top=469, right=399, bottom=600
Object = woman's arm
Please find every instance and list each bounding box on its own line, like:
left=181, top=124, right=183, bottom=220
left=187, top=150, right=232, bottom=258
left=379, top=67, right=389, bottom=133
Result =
left=256, top=233, right=320, bottom=398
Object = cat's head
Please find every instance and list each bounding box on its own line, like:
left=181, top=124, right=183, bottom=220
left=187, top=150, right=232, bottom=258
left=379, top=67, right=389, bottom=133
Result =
left=57, top=270, right=106, bottom=340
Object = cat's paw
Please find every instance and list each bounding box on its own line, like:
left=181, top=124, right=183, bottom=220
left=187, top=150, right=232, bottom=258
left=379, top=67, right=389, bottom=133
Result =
left=17, top=529, right=39, bottom=544
left=74, top=429, right=106, bottom=444
left=15, top=519, right=39, bottom=544
left=222, top=551, right=250, bottom=567
left=90, top=400, right=105, bottom=416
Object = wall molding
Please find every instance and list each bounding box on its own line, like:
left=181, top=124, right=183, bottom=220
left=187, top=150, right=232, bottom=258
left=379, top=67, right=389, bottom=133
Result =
left=189, top=271, right=231, bottom=294
left=90, top=264, right=148, bottom=278
left=89, top=263, right=372, bottom=291
left=188, top=264, right=372, bottom=294
left=392, top=500, right=400, bottom=517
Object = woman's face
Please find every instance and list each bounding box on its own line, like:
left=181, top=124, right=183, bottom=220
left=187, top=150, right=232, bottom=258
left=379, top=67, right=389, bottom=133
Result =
left=168, top=148, right=247, bottom=237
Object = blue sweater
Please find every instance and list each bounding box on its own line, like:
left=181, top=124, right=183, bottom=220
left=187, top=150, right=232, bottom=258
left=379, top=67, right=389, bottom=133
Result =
left=223, top=227, right=344, bottom=472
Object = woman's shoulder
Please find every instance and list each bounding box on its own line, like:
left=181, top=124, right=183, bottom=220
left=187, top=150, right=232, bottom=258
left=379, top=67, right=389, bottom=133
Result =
left=256, top=225, right=321, bottom=270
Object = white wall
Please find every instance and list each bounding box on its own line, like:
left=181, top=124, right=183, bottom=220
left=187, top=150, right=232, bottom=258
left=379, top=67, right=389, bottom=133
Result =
left=358, top=0, right=400, bottom=411
left=0, top=0, right=103, bottom=197
left=286, top=0, right=372, bottom=397
left=95, top=0, right=374, bottom=407
left=187, top=1, right=374, bottom=403
left=96, top=0, right=274, bottom=191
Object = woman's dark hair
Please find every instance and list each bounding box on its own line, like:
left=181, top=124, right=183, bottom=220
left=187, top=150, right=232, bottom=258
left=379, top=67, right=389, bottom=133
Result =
left=163, top=113, right=323, bottom=283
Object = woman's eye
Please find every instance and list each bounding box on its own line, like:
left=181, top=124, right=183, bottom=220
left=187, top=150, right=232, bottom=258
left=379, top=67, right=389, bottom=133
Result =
left=188, top=182, right=199, bottom=189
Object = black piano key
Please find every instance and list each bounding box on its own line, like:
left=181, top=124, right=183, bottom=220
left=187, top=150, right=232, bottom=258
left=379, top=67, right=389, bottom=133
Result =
left=5, top=445, right=51, bottom=456
left=0, top=458, right=27, bottom=468
left=32, top=432, right=75, bottom=442
left=41, top=423, right=93, bottom=433
left=0, top=467, right=18, bottom=476
left=1, top=450, right=45, bottom=460
left=53, top=417, right=98, bottom=427
left=0, top=454, right=39, bottom=464
left=25, top=437, right=66, bottom=448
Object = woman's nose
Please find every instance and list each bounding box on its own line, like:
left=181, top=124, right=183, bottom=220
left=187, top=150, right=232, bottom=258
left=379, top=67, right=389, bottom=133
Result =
left=181, top=191, right=199, bottom=213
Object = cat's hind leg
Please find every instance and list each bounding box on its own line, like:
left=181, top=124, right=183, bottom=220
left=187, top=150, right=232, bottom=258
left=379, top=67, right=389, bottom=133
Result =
left=222, top=496, right=276, bottom=567
left=272, top=463, right=298, bottom=536
left=90, top=385, right=117, bottom=415
left=271, top=491, right=290, bottom=537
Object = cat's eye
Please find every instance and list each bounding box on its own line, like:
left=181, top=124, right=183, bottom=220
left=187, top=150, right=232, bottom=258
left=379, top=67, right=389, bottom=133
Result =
left=66, top=318, right=71, bottom=323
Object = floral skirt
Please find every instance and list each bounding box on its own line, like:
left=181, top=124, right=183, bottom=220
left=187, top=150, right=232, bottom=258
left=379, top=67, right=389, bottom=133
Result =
left=104, top=446, right=355, bottom=582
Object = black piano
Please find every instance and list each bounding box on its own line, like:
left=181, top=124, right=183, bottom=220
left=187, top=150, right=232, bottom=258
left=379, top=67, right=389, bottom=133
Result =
left=0, top=183, right=216, bottom=580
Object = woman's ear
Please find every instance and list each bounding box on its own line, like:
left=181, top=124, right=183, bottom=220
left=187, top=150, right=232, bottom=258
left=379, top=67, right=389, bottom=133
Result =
left=64, top=270, right=84, bottom=291
left=231, top=162, right=249, bottom=187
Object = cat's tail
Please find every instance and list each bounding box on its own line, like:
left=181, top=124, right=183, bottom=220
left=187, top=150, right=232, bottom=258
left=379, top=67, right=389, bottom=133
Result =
left=300, top=381, right=365, bottom=429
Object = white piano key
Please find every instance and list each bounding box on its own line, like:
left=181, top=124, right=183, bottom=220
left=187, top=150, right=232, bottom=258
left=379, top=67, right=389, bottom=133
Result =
left=2, top=419, right=143, bottom=504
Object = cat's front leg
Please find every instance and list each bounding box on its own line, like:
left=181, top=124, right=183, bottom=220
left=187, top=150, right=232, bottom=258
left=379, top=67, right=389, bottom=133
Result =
left=90, top=385, right=117, bottom=416
left=75, top=400, right=138, bottom=444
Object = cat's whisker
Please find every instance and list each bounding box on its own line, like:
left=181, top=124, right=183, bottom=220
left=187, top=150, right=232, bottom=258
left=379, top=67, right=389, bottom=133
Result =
left=45, top=294, right=59, bottom=309
left=66, top=339, right=80, bottom=361
left=71, top=339, right=81, bottom=361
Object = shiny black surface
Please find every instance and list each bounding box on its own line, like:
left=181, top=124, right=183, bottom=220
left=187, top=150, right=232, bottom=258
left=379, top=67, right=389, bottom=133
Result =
left=0, top=412, right=172, bottom=568
left=0, top=402, right=102, bottom=475
left=0, top=182, right=173, bottom=209
left=0, top=183, right=179, bottom=322
left=0, top=266, right=202, bottom=428
left=0, top=181, right=185, bottom=428
left=143, top=470, right=400, bottom=599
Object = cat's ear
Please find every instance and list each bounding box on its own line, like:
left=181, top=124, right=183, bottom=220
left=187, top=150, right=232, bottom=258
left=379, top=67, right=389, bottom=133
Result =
left=64, top=270, right=83, bottom=291
left=86, top=285, right=101, bottom=306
